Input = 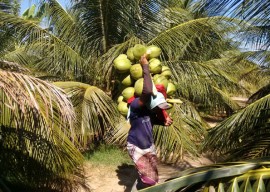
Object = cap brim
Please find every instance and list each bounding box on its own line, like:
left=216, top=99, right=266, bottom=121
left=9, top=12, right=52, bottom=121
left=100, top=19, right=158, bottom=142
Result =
left=157, top=102, right=171, bottom=109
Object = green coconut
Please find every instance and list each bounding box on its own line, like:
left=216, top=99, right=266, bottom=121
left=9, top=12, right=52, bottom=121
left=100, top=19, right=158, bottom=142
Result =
left=161, top=66, right=172, bottom=79
left=117, top=95, right=124, bottom=103
left=153, top=74, right=161, bottom=82
left=166, top=82, right=176, bottom=96
left=113, top=55, right=132, bottom=73
left=134, top=78, right=144, bottom=96
left=122, top=75, right=134, bottom=86
left=154, top=75, right=169, bottom=89
left=117, top=101, right=129, bottom=116
left=133, top=44, right=147, bottom=60
left=149, top=58, right=162, bottom=74
left=116, top=54, right=128, bottom=60
left=130, top=64, right=143, bottom=80
left=146, top=45, right=162, bottom=58
left=127, top=47, right=135, bottom=61
left=122, top=87, right=135, bottom=101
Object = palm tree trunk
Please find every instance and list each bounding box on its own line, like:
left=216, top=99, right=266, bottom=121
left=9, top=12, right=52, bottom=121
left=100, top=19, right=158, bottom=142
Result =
left=98, top=0, right=107, bottom=53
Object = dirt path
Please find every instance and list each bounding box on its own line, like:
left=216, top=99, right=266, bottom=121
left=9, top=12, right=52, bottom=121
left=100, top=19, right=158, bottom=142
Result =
left=79, top=155, right=213, bottom=192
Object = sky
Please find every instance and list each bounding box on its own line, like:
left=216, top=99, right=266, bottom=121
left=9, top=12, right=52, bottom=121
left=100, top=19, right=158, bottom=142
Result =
left=20, top=0, right=71, bottom=15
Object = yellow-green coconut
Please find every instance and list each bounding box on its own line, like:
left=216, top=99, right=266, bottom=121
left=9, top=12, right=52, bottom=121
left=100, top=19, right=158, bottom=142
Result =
left=153, top=74, right=161, bottom=82
left=133, top=44, right=147, bottom=60
left=127, top=47, right=135, bottom=61
left=146, top=45, right=162, bottom=59
left=149, top=58, right=162, bottom=74
left=122, top=75, right=134, bottom=86
left=166, top=82, right=176, bottom=96
left=130, top=64, right=143, bottom=80
left=117, top=95, right=124, bottom=103
left=113, top=54, right=132, bottom=73
left=134, top=78, right=144, bottom=96
left=122, top=87, right=135, bottom=101
left=117, top=101, right=129, bottom=116
left=161, top=66, right=172, bottom=79
left=154, top=75, right=169, bottom=89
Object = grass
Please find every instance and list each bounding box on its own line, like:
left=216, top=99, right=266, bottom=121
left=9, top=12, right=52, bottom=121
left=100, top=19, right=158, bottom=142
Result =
left=83, top=144, right=133, bottom=167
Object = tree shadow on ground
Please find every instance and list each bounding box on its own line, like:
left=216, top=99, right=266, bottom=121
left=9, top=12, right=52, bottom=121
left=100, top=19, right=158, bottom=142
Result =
left=115, top=163, right=138, bottom=192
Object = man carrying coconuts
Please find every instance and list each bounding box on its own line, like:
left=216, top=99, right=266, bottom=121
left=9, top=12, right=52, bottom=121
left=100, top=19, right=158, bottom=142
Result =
left=126, top=54, right=173, bottom=191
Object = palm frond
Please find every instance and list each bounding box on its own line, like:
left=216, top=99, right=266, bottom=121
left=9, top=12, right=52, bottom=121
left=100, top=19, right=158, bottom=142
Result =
left=53, top=81, right=122, bottom=149
left=199, top=1, right=270, bottom=21
left=248, top=83, right=270, bottom=104
left=0, top=11, right=85, bottom=79
left=167, top=59, right=241, bottom=111
left=106, top=120, right=130, bottom=146
left=154, top=103, right=207, bottom=162
left=148, top=16, right=240, bottom=61
left=204, top=94, right=270, bottom=160
left=141, top=158, right=270, bottom=192
left=0, top=70, right=84, bottom=190
left=199, top=1, right=270, bottom=53
left=45, top=0, right=88, bottom=54
left=0, top=60, right=29, bottom=72
left=209, top=54, right=269, bottom=94
left=246, top=50, right=270, bottom=68
left=212, top=86, right=240, bottom=111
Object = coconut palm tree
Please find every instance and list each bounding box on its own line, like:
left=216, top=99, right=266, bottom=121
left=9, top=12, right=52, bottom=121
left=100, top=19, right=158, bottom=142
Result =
left=0, top=1, right=269, bottom=191
left=0, top=69, right=85, bottom=191
left=1, top=0, right=266, bottom=160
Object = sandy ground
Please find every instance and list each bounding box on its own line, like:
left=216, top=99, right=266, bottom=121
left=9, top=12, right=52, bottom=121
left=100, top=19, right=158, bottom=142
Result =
left=79, top=155, right=213, bottom=192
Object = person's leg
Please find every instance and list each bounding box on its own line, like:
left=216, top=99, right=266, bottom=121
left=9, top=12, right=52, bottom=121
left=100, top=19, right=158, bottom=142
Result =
left=127, top=143, right=159, bottom=190
left=136, top=152, right=158, bottom=187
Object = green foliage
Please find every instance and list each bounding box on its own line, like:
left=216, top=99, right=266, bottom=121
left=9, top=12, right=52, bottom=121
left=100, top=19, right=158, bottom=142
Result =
left=0, top=70, right=84, bottom=191
left=0, top=0, right=270, bottom=190
left=204, top=94, right=270, bottom=160
left=84, top=144, right=132, bottom=166
left=53, top=81, right=122, bottom=149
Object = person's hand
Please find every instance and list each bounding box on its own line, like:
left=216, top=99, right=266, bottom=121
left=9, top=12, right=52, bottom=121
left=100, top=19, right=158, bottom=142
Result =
left=140, top=54, right=149, bottom=65
left=164, top=115, right=173, bottom=126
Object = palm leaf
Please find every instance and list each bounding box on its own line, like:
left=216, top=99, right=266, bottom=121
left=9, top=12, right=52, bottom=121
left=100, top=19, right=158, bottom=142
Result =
left=140, top=158, right=270, bottom=192
left=148, top=16, right=240, bottom=61
left=53, top=81, right=122, bottom=148
left=209, top=54, right=269, bottom=94
left=106, top=120, right=131, bottom=146
left=0, top=60, right=29, bottom=72
left=200, top=1, right=270, bottom=60
left=167, top=59, right=241, bottom=112
left=204, top=94, right=270, bottom=160
left=154, top=105, right=207, bottom=162
left=0, top=10, right=85, bottom=79
left=0, top=70, right=84, bottom=190
left=248, top=84, right=270, bottom=104
left=198, top=1, right=270, bottom=22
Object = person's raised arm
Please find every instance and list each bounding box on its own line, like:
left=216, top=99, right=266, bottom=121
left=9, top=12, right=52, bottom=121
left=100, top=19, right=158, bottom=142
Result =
left=138, top=54, right=152, bottom=106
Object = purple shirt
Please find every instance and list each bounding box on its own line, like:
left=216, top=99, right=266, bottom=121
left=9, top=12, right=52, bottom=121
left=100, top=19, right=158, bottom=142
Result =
left=127, top=98, right=154, bottom=149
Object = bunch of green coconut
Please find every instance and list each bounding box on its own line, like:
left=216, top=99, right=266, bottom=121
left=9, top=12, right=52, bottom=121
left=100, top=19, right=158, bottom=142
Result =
left=114, top=44, right=179, bottom=117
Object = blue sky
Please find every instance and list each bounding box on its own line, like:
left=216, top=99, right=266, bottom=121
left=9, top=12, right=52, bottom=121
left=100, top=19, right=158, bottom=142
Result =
left=20, top=0, right=70, bottom=15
